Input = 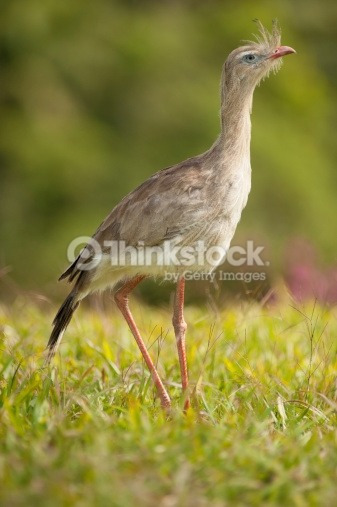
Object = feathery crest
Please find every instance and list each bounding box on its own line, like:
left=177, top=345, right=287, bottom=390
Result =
left=246, top=19, right=281, bottom=50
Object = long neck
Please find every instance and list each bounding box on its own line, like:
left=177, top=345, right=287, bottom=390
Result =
left=218, top=81, right=254, bottom=159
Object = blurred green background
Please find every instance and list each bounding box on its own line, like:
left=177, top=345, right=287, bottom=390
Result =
left=0, top=0, right=336, bottom=302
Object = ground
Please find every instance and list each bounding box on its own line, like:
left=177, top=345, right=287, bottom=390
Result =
left=0, top=297, right=336, bottom=506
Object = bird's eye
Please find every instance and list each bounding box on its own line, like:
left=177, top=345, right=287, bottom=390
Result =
left=243, top=54, right=257, bottom=63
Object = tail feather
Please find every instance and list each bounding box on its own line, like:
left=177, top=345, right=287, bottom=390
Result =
left=46, top=292, right=79, bottom=362
left=58, top=254, right=81, bottom=282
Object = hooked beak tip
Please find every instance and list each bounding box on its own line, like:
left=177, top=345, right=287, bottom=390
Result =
left=269, top=46, right=296, bottom=59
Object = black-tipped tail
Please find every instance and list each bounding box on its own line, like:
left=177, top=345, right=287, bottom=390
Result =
left=47, top=292, right=79, bottom=362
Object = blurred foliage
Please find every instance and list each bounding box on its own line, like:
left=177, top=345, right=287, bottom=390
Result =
left=0, top=0, right=336, bottom=300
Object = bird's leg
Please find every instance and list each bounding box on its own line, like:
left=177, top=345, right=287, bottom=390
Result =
left=114, top=275, right=171, bottom=410
left=172, top=276, right=190, bottom=411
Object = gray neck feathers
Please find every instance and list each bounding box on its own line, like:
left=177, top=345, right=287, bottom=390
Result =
left=219, top=71, right=254, bottom=160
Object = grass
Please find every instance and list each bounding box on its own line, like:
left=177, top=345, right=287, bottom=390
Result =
left=0, top=296, right=337, bottom=506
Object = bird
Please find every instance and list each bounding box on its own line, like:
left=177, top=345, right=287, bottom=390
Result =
left=47, top=21, right=295, bottom=411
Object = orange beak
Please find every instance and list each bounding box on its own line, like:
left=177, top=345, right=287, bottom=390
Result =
left=269, top=46, right=296, bottom=59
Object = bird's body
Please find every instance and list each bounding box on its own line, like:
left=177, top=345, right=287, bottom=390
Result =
left=63, top=85, right=253, bottom=291
left=48, top=21, right=295, bottom=410
left=81, top=144, right=250, bottom=292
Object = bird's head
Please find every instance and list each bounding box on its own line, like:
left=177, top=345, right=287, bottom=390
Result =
left=223, top=20, right=295, bottom=96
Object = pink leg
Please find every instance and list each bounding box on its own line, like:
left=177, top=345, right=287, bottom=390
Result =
left=114, top=275, right=171, bottom=410
left=172, top=277, right=190, bottom=410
